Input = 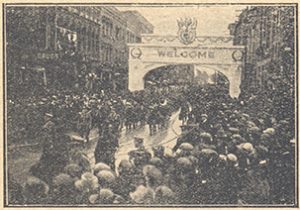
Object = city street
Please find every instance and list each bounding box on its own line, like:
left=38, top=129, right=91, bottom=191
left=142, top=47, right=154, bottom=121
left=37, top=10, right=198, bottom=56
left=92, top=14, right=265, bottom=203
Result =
left=5, top=4, right=296, bottom=206
left=8, top=111, right=181, bottom=184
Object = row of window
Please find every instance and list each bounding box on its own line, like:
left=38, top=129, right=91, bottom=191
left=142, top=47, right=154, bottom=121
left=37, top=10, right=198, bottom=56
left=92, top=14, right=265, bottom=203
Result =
left=52, top=24, right=127, bottom=64
left=64, top=6, right=127, bottom=42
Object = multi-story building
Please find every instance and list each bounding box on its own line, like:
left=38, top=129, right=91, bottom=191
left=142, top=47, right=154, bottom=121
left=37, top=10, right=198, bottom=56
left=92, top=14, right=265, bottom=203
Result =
left=121, top=10, right=154, bottom=89
left=122, top=10, right=154, bottom=43
left=229, top=6, right=295, bottom=96
left=5, top=6, right=153, bottom=94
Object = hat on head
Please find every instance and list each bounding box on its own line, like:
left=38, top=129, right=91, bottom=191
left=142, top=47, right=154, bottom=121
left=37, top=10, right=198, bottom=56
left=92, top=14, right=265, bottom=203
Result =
left=176, top=157, right=193, bottom=171
left=118, top=159, right=133, bottom=174
left=242, top=113, right=250, bottom=119
left=216, top=129, right=227, bottom=138
left=143, top=165, right=163, bottom=186
left=52, top=173, right=74, bottom=188
left=75, top=172, right=99, bottom=192
left=45, top=112, right=53, bottom=118
left=248, top=126, right=261, bottom=136
left=231, top=134, right=245, bottom=144
left=89, top=194, right=99, bottom=204
left=242, top=142, right=254, bottom=153
left=188, top=155, right=198, bottom=165
left=93, top=162, right=111, bottom=175
left=89, top=188, right=115, bottom=204
left=201, top=114, right=208, bottom=118
left=219, top=154, right=227, bottom=162
left=24, top=176, right=49, bottom=198
left=260, top=133, right=271, bottom=142
left=64, top=164, right=83, bottom=179
left=227, top=153, right=238, bottom=167
left=179, top=143, right=194, bottom=152
left=149, top=157, right=164, bottom=169
left=228, top=127, right=240, bottom=134
left=227, top=153, right=237, bottom=161
left=247, top=121, right=257, bottom=128
left=96, top=170, right=116, bottom=188
left=99, top=188, right=115, bottom=204
left=200, top=132, right=213, bottom=143
left=263, top=128, right=275, bottom=136
left=129, top=185, right=155, bottom=204
left=200, top=148, right=218, bottom=156
left=155, top=185, right=175, bottom=204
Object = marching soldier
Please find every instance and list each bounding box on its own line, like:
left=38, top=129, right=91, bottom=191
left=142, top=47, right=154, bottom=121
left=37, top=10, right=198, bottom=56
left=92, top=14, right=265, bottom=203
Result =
left=30, top=112, right=69, bottom=184
left=77, top=108, right=92, bottom=142
left=128, top=137, right=152, bottom=187
left=128, top=137, right=151, bottom=171
left=94, top=124, right=119, bottom=170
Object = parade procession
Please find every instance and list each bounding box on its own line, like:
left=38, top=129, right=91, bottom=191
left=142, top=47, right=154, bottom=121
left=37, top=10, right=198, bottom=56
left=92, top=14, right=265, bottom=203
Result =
left=5, top=4, right=296, bottom=206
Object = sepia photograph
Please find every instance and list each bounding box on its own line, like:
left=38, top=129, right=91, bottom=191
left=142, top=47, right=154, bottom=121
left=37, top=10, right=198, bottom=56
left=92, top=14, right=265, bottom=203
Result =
left=3, top=2, right=298, bottom=207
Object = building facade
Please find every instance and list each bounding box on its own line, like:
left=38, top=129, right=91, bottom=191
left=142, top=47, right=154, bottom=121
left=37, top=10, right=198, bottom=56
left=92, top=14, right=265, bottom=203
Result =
left=6, top=6, right=153, bottom=95
left=229, top=6, right=295, bottom=97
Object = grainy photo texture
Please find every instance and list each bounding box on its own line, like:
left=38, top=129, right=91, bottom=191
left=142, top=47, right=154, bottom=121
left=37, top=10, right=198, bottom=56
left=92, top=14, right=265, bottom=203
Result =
left=4, top=3, right=297, bottom=207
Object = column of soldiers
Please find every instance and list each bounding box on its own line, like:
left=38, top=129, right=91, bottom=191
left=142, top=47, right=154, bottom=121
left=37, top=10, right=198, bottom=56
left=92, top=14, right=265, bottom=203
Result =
left=28, top=88, right=179, bottom=185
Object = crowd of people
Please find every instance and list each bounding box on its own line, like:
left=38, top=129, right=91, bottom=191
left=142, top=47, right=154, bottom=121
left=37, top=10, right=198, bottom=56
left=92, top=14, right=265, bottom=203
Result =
left=7, top=86, right=180, bottom=145
left=8, top=83, right=295, bottom=205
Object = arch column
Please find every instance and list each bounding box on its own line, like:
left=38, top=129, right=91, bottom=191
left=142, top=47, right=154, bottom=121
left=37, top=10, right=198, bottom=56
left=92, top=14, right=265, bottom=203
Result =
left=210, top=64, right=242, bottom=98
left=225, top=65, right=242, bottom=98
left=226, top=74, right=241, bottom=97
left=128, top=60, right=167, bottom=91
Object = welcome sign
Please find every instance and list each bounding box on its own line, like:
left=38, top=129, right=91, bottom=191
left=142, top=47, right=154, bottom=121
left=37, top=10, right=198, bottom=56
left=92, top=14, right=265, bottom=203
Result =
left=130, top=46, right=242, bottom=65
left=156, top=48, right=215, bottom=59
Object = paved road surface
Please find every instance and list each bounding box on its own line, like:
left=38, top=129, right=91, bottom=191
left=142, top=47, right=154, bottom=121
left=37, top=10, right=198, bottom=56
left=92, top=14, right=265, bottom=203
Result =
left=8, top=111, right=181, bottom=184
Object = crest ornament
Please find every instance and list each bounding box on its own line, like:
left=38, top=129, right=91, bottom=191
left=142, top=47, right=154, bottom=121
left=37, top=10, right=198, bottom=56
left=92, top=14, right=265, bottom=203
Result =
left=232, top=50, right=244, bottom=62
left=177, top=17, right=197, bottom=45
left=131, top=48, right=142, bottom=59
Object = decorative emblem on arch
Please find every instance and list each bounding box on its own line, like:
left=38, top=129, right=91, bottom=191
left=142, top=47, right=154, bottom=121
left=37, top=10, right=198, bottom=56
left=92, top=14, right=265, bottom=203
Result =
left=177, top=17, right=197, bottom=45
left=131, top=48, right=142, bottom=59
left=232, top=50, right=244, bottom=62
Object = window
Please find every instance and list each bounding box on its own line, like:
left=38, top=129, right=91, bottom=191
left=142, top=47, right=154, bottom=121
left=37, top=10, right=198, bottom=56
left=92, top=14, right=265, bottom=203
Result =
left=116, top=27, right=120, bottom=40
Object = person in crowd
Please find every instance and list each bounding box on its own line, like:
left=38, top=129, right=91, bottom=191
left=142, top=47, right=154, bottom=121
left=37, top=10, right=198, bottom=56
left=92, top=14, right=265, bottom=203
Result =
left=11, top=82, right=295, bottom=205
left=49, top=173, right=77, bottom=204
left=128, top=137, right=152, bottom=172
left=77, top=108, right=92, bottom=142
left=94, top=124, right=119, bottom=170
left=30, top=113, right=69, bottom=184
left=23, top=176, right=49, bottom=204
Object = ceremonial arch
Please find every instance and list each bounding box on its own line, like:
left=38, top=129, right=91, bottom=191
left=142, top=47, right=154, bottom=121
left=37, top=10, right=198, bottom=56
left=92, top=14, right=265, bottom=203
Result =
left=128, top=34, right=245, bottom=97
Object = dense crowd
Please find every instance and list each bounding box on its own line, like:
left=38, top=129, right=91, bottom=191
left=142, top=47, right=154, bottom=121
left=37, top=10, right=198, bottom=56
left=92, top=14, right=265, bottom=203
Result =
left=7, top=87, right=180, bottom=145
left=8, top=84, right=295, bottom=205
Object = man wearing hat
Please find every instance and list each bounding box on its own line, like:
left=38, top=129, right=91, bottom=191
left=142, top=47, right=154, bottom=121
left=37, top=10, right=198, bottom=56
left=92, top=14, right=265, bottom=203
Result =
left=128, top=137, right=151, bottom=172
left=198, top=113, right=212, bottom=133
left=173, top=124, right=199, bottom=152
left=43, top=112, right=55, bottom=132
left=94, top=124, right=119, bottom=170
left=31, top=112, right=67, bottom=184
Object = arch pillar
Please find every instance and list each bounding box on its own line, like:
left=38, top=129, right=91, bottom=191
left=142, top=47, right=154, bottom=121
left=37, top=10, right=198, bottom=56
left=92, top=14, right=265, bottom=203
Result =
left=226, top=65, right=242, bottom=98
left=209, top=64, right=242, bottom=98
left=128, top=60, right=167, bottom=91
